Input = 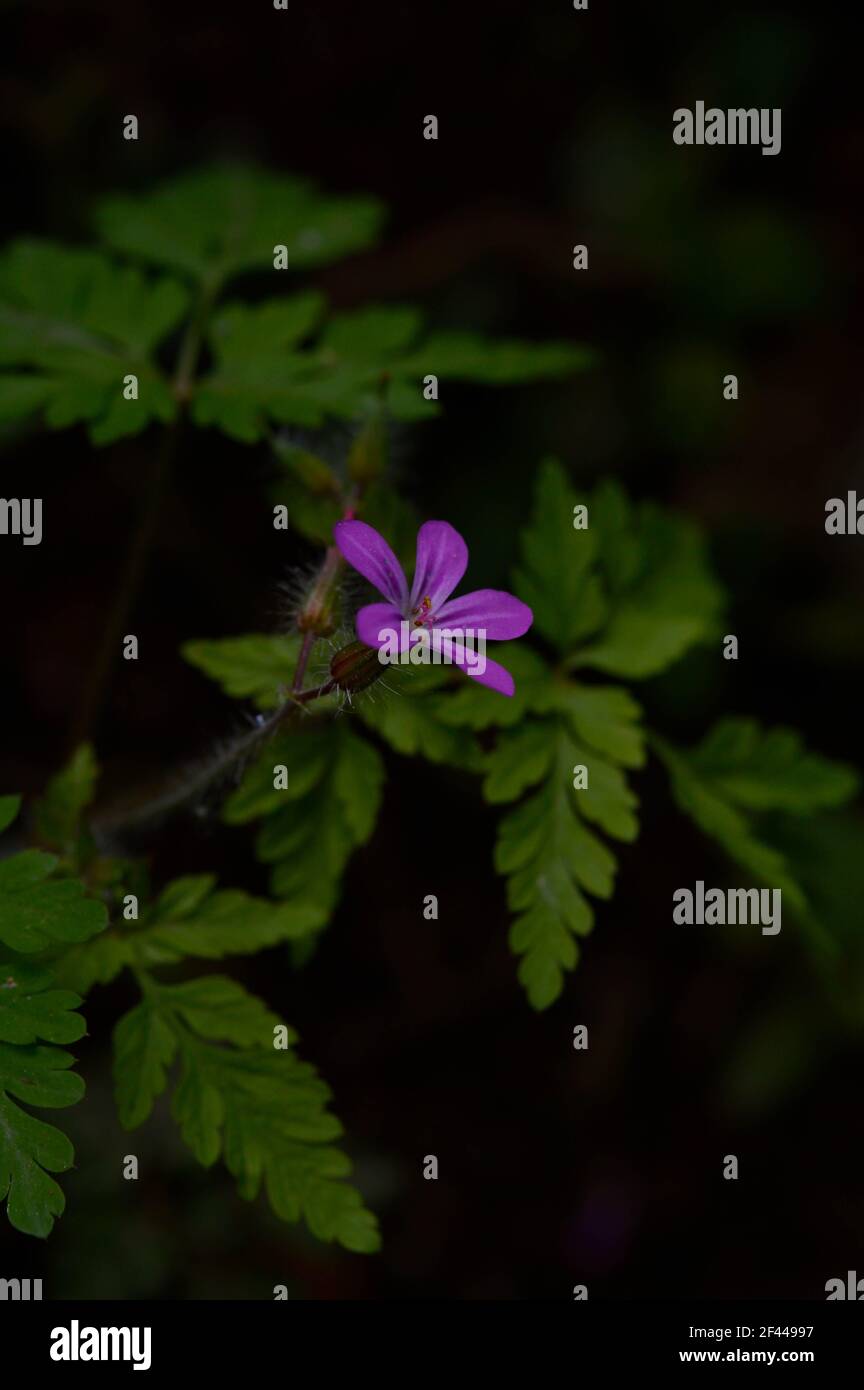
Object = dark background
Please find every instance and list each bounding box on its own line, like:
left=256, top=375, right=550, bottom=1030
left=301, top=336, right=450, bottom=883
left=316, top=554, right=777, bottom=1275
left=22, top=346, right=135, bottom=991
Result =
left=1, top=0, right=863, bottom=1299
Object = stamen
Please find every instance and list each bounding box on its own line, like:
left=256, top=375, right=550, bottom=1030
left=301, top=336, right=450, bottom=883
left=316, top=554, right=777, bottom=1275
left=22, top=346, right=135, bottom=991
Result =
left=411, top=595, right=435, bottom=627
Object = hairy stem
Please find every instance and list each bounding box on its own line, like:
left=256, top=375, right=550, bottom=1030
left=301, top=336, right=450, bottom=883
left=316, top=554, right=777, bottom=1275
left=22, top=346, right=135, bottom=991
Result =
left=91, top=677, right=335, bottom=840
left=292, top=632, right=316, bottom=692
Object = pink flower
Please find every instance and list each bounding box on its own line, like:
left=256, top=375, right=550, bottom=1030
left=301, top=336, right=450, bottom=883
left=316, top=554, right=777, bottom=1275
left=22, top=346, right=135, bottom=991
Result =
left=333, top=519, right=533, bottom=696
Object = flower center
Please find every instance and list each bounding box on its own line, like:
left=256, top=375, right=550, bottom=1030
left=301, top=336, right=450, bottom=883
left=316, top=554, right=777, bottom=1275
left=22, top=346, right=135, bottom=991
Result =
left=410, top=595, right=436, bottom=628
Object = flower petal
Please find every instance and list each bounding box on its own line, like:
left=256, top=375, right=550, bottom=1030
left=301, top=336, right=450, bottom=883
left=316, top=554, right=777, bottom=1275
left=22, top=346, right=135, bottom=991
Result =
left=434, top=589, right=533, bottom=640
left=355, top=602, right=407, bottom=650
left=409, top=520, right=468, bottom=613
left=434, top=636, right=516, bottom=697
left=334, top=520, right=408, bottom=608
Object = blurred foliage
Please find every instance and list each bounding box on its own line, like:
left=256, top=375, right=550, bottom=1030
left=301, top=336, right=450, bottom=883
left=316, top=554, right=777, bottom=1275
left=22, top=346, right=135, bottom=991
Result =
left=0, top=163, right=593, bottom=444
left=94, top=164, right=385, bottom=286
left=654, top=722, right=858, bottom=953
left=0, top=241, right=185, bottom=443
left=722, top=810, right=864, bottom=1118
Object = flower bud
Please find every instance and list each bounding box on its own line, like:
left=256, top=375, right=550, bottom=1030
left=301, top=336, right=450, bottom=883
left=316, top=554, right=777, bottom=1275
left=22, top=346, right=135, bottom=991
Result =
left=297, top=590, right=337, bottom=636
left=297, top=548, right=342, bottom=636
left=329, top=641, right=385, bottom=694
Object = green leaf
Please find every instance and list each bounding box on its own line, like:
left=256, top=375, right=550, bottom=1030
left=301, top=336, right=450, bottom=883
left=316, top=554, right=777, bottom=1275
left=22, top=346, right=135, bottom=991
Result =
left=211, top=294, right=326, bottom=357
left=323, top=305, right=423, bottom=359
left=654, top=722, right=860, bottom=958
left=0, top=1042, right=83, bottom=1237
left=153, top=874, right=217, bottom=920
left=482, top=722, right=555, bottom=803
left=514, top=460, right=724, bottom=675
left=0, top=797, right=107, bottom=958
left=0, top=863, right=108, bottom=954
left=172, top=1037, right=380, bottom=1252
left=685, top=718, right=859, bottom=812
left=655, top=728, right=816, bottom=934
left=145, top=884, right=322, bottom=950
left=0, top=820, right=102, bottom=1235
left=398, top=331, right=595, bottom=383
left=490, top=717, right=639, bottom=1008
left=32, top=744, right=98, bottom=854
left=0, top=375, right=53, bottom=426
left=437, top=645, right=558, bottom=730
left=0, top=1040, right=84, bottom=1108
left=113, top=976, right=380, bottom=1251
left=53, top=933, right=132, bottom=997
left=227, top=722, right=384, bottom=916
left=113, top=1000, right=177, bottom=1130
left=0, top=795, right=22, bottom=834
left=222, top=729, right=334, bottom=820
left=0, top=849, right=58, bottom=890
left=194, top=300, right=594, bottom=441
left=114, top=978, right=280, bottom=1128
left=568, top=742, right=640, bottom=841
left=182, top=633, right=301, bottom=709
left=435, top=647, right=647, bottom=1006
left=554, top=683, right=645, bottom=770
left=151, top=976, right=284, bottom=1048
left=357, top=667, right=485, bottom=769
left=574, top=501, right=724, bottom=678
left=95, top=163, right=384, bottom=285
left=514, top=459, right=606, bottom=652
left=0, top=961, right=86, bottom=1046
left=761, top=812, right=864, bottom=961
left=59, top=882, right=321, bottom=995
left=194, top=294, right=333, bottom=442
left=587, top=479, right=643, bottom=594
left=0, top=241, right=185, bottom=443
